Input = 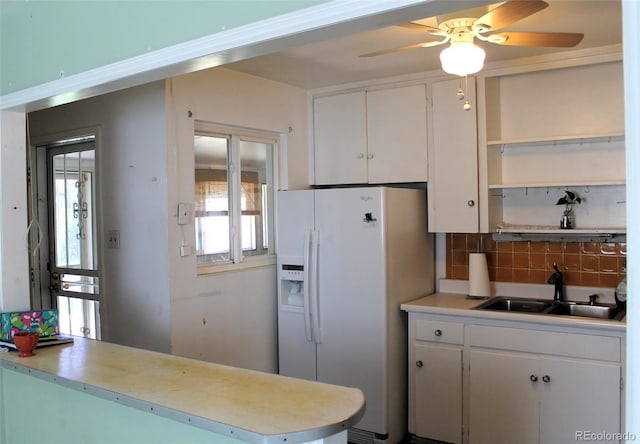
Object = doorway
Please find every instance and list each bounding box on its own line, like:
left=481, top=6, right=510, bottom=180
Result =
left=30, top=136, right=101, bottom=339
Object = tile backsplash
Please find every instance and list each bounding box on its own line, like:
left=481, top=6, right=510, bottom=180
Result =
left=446, top=233, right=626, bottom=288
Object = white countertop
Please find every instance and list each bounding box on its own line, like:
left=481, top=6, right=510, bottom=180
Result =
left=401, top=292, right=626, bottom=333
left=1, top=338, right=365, bottom=444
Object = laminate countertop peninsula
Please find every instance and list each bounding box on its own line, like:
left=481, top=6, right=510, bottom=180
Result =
left=0, top=338, right=365, bottom=444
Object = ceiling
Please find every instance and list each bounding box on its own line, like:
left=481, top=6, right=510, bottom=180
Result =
left=225, top=0, right=622, bottom=90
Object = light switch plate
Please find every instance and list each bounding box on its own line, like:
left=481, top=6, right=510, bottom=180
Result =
left=177, top=203, right=191, bottom=225
left=107, top=230, right=120, bottom=249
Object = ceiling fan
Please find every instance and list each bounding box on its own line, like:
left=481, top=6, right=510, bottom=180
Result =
left=361, top=0, right=584, bottom=77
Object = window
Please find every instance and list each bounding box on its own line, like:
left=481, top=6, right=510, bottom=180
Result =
left=194, top=122, right=277, bottom=271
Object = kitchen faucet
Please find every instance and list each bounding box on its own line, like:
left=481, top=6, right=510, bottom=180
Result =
left=547, top=263, right=565, bottom=302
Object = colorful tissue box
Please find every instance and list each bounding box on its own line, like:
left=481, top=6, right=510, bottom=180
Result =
left=0, top=310, right=59, bottom=340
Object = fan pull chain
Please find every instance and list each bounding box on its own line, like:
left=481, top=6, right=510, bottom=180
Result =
left=456, top=77, right=472, bottom=111
left=464, top=75, right=471, bottom=111
left=457, top=78, right=465, bottom=101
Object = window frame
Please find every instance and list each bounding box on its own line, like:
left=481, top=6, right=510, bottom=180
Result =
left=194, top=121, right=282, bottom=275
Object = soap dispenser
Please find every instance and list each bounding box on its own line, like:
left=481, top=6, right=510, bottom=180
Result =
left=615, top=260, right=627, bottom=310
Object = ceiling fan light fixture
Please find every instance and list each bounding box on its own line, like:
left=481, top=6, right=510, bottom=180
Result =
left=439, top=41, right=486, bottom=76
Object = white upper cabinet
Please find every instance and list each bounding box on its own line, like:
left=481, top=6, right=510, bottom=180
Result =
left=366, top=85, right=428, bottom=183
left=311, top=54, right=624, bottom=237
left=312, top=84, right=427, bottom=185
left=428, top=77, right=479, bottom=233
left=313, top=91, right=368, bottom=185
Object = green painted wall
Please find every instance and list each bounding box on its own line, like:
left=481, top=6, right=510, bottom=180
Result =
left=1, top=367, right=247, bottom=444
left=0, top=0, right=326, bottom=96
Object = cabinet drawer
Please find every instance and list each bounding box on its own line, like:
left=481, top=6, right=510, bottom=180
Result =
left=416, top=319, right=464, bottom=344
left=468, top=325, right=621, bottom=362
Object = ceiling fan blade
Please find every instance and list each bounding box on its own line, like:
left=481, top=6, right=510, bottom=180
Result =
left=473, top=0, right=549, bottom=32
left=360, top=39, right=447, bottom=57
left=397, top=22, right=444, bottom=35
left=493, top=31, right=584, bottom=47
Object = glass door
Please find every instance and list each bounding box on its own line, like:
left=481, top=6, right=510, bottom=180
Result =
left=47, top=144, right=100, bottom=339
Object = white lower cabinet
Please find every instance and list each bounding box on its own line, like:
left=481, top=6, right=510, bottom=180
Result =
left=414, top=343, right=462, bottom=443
left=409, top=318, right=463, bottom=443
left=539, top=357, right=620, bottom=444
left=407, top=313, right=623, bottom=444
left=468, top=350, right=620, bottom=444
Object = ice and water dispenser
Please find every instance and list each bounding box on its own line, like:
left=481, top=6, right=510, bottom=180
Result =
left=279, top=262, right=305, bottom=308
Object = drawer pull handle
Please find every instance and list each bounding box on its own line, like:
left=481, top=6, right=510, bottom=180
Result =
left=416, top=360, right=423, bottom=368
left=542, top=375, right=551, bottom=383
left=530, top=374, right=538, bottom=382
left=434, top=329, right=443, bottom=337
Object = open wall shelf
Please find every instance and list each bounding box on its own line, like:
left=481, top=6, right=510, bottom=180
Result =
left=488, top=180, right=626, bottom=190
left=487, top=133, right=624, bottom=148
left=481, top=60, right=626, bottom=237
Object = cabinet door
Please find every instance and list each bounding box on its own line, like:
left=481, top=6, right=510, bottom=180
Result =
left=468, top=350, right=539, bottom=444
left=414, top=342, right=462, bottom=443
left=313, top=91, right=367, bottom=185
left=540, top=357, right=621, bottom=444
left=429, top=78, right=479, bottom=232
left=366, top=85, right=428, bottom=183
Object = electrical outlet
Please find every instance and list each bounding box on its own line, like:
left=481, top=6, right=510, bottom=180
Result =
left=107, top=230, right=120, bottom=249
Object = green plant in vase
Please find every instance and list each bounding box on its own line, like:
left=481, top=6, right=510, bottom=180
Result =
left=556, top=190, right=581, bottom=229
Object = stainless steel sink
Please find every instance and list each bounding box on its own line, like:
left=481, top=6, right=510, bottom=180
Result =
left=546, top=302, right=625, bottom=320
left=474, top=296, right=625, bottom=321
left=474, top=297, right=553, bottom=313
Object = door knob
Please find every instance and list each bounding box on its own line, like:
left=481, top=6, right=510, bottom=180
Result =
left=530, top=374, right=538, bottom=382
left=416, top=360, right=423, bottom=368
left=434, top=329, right=442, bottom=337
left=467, top=200, right=475, bottom=207
left=542, top=375, right=551, bottom=383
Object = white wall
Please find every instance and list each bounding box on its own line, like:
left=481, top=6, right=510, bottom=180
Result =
left=623, top=0, right=640, bottom=435
left=0, top=111, right=29, bottom=312
left=167, top=67, right=309, bottom=373
left=26, top=67, right=309, bottom=371
left=28, top=82, right=172, bottom=353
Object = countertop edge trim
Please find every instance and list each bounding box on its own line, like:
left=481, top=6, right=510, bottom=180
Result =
left=1, top=360, right=364, bottom=444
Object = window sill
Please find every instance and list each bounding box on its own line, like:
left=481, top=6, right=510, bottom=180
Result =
left=197, top=255, right=276, bottom=276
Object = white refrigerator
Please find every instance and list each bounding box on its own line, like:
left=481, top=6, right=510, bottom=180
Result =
left=276, top=186, right=435, bottom=444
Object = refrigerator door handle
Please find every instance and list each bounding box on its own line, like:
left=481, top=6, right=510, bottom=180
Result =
left=302, top=228, right=313, bottom=342
left=310, top=229, right=322, bottom=344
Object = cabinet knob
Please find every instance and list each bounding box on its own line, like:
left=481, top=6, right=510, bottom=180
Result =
left=530, top=374, right=538, bottom=382
left=467, top=200, right=475, bottom=207
left=367, top=153, right=374, bottom=159
left=357, top=153, right=365, bottom=159
left=542, top=375, right=551, bottom=383
left=416, top=360, right=423, bottom=368
left=434, top=329, right=442, bottom=337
